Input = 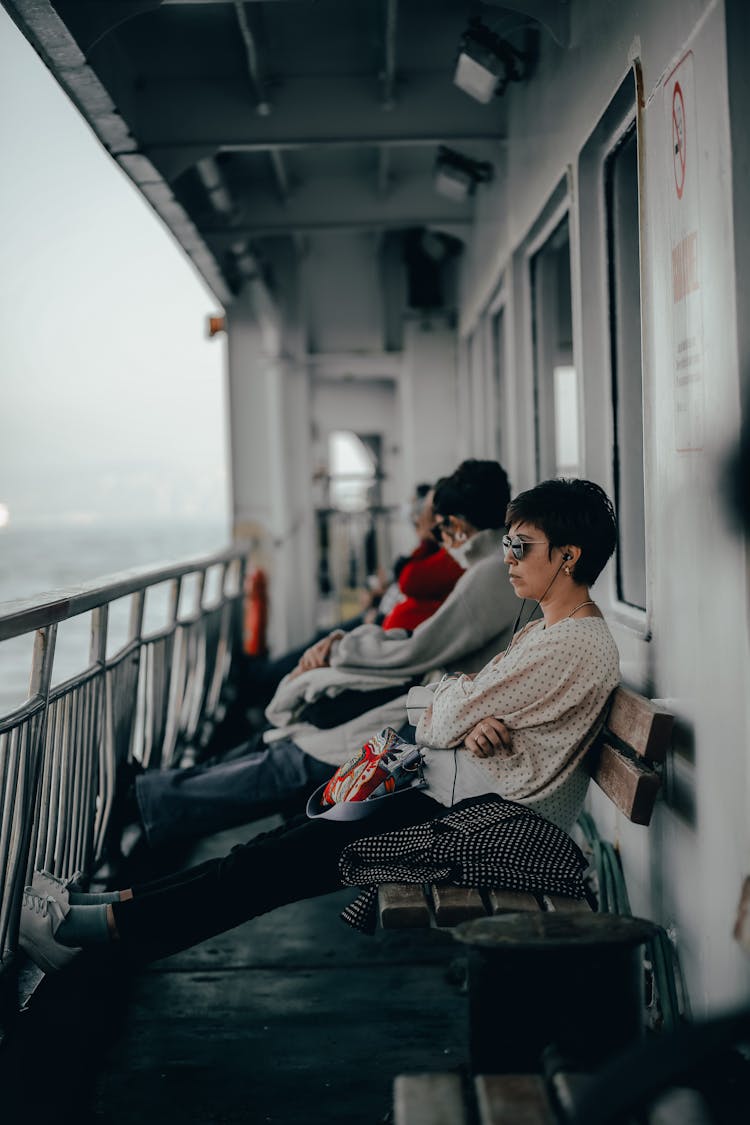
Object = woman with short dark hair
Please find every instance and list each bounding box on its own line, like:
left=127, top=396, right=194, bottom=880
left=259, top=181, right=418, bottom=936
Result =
left=20, top=479, right=620, bottom=971
left=412, top=477, right=619, bottom=831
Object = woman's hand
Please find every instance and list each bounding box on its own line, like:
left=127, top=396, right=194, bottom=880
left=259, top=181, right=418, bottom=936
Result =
left=464, top=716, right=512, bottom=759
left=289, top=631, right=344, bottom=678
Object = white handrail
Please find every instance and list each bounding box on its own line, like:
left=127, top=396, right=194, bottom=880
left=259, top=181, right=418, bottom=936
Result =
left=0, top=543, right=251, bottom=1004
left=0, top=543, right=251, bottom=643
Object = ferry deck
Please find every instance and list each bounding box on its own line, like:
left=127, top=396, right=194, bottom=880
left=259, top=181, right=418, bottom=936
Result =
left=1, top=2, right=750, bottom=1122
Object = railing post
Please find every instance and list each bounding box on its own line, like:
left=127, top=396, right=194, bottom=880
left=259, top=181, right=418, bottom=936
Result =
left=157, top=577, right=184, bottom=768
left=0, top=545, right=247, bottom=982
left=184, top=570, right=208, bottom=741
left=29, top=624, right=57, bottom=702
left=28, top=624, right=58, bottom=877
left=129, top=589, right=145, bottom=644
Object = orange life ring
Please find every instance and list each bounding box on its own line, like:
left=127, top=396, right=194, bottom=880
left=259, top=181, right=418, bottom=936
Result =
left=243, top=567, right=268, bottom=656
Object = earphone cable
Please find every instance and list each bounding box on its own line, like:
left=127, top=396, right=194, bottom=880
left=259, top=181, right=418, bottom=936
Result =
left=507, top=557, right=568, bottom=644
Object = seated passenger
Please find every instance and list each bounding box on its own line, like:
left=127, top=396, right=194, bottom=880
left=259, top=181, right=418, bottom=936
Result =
left=123, top=460, right=518, bottom=850
left=20, top=477, right=620, bottom=971
left=376, top=485, right=463, bottom=632
left=243, top=483, right=460, bottom=703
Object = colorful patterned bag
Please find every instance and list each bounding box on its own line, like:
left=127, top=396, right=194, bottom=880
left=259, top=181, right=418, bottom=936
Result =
left=307, top=727, right=426, bottom=820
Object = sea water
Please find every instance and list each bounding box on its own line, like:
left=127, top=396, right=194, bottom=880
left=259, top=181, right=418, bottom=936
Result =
left=0, top=518, right=229, bottom=715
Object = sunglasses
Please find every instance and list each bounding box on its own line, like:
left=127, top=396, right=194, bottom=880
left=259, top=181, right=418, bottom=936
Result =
left=502, top=534, right=548, bottom=560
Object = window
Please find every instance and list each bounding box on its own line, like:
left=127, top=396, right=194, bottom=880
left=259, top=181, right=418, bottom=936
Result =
left=457, top=337, right=474, bottom=460
left=530, top=217, right=580, bottom=479
left=468, top=329, right=483, bottom=452
left=553, top=364, right=580, bottom=476
left=491, top=307, right=506, bottom=459
left=327, top=431, right=377, bottom=512
left=606, top=122, right=646, bottom=610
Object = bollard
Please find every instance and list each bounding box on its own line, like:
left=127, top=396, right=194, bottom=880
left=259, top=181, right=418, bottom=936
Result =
left=453, top=912, right=657, bottom=1074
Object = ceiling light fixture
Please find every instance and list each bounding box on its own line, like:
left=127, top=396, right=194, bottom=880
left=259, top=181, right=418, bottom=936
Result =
left=433, top=147, right=493, bottom=202
left=454, top=18, right=531, bottom=104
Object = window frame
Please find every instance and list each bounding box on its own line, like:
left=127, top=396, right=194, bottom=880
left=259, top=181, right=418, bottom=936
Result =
left=528, top=212, right=576, bottom=481
left=604, top=117, right=647, bottom=612
left=486, top=281, right=508, bottom=462
left=577, top=65, right=650, bottom=638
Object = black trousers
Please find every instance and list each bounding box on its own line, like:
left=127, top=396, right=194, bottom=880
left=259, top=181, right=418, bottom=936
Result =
left=113, top=789, right=441, bottom=962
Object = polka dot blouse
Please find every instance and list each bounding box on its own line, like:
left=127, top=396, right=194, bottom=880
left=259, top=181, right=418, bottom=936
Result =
left=414, top=617, right=621, bottom=831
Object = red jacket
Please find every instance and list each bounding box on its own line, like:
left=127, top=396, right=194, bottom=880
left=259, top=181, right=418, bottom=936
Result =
left=381, top=542, right=463, bottom=632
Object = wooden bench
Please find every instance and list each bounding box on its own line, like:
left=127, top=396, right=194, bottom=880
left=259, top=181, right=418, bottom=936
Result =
left=394, top=1072, right=567, bottom=1125
left=389, top=687, right=674, bottom=1125
left=379, top=686, right=673, bottom=930
left=394, top=1070, right=716, bottom=1125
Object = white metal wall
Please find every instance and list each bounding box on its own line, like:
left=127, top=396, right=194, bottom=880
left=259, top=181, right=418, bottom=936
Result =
left=456, top=0, right=750, bottom=1013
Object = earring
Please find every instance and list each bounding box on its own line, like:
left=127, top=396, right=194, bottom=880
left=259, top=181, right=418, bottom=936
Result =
left=564, top=565, right=571, bottom=576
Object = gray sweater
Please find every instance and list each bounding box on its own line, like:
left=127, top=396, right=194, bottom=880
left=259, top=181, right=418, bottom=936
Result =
left=264, top=528, right=520, bottom=765
left=330, top=528, right=518, bottom=678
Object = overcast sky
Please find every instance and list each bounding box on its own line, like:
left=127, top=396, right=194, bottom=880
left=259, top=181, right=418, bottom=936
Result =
left=0, top=7, right=229, bottom=526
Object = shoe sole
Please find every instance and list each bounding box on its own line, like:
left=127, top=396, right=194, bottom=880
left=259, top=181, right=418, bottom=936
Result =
left=19, top=932, right=80, bottom=975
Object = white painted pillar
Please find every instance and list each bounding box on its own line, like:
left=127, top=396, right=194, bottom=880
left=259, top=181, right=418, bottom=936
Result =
left=399, top=314, right=460, bottom=489
left=225, top=282, right=315, bottom=652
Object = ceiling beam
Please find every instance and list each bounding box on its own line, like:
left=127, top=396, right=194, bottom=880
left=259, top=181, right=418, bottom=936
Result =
left=309, top=353, right=403, bottom=380
left=219, top=134, right=500, bottom=154
left=207, top=216, right=471, bottom=240
left=381, top=0, right=398, bottom=110
left=133, top=73, right=504, bottom=155
left=232, top=0, right=271, bottom=116
left=202, top=172, right=473, bottom=241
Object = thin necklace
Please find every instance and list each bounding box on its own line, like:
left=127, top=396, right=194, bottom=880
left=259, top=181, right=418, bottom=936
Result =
left=503, top=597, right=596, bottom=655
left=566, top=598, right=595, bottom=619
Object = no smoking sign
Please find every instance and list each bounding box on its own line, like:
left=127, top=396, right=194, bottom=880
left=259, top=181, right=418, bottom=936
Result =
left=672, top=81, right=686, bottom=199
left=664, top=50, right=703, bottom=453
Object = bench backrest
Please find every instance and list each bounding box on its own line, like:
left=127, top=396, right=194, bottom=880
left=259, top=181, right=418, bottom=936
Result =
left=587, top=687, right=673, bottom=825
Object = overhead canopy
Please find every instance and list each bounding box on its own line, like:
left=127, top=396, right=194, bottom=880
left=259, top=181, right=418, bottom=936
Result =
left=2, top=0, right=551, bottom=301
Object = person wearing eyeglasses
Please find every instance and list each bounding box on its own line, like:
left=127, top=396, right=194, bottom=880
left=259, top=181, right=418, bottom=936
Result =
left=19, top=477, right=620, bottom=971
left=287, top=460, right=517, bottom=681
left=407, top=477, right=620, bottom=832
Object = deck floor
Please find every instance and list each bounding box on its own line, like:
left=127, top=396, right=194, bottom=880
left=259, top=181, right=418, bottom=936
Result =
left=5, top=820, right=468, bottom=1125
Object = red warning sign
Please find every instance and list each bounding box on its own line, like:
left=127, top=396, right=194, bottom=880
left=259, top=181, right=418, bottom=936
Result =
left=664, top=51, right=703, bottom=453
left=672, top=81, right=686, bottom=199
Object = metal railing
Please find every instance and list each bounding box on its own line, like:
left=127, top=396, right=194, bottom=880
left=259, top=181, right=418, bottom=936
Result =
left=315, top=505, right=397, bottom=610
left=0, top=545, right=248, bottom=992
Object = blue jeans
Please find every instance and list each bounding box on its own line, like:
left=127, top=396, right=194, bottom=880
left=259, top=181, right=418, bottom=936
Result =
left=135, top=738, right=334, bottom=848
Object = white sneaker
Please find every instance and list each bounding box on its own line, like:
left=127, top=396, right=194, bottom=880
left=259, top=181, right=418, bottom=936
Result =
left=31, top=868, right=83, bottom=908
left=19, top=889, right=81, bottom=973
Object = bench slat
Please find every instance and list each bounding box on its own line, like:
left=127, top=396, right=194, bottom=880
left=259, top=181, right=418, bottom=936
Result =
left=548, top=1072, right=593, bottom=1117
left=542, top=894, right=592, bottom=913
left=378, top=883, right=431, bottom=928
left=474, top=1075, right=556, bottom=1125
left=394, top=1073, right=468, bottom=1125
left=590, top=741, right=661, bottom=825
left=487, top=889, right=541, bottom=914
left=432, top=885, right=487, bottom=926
left=606, top=688, right=673, bottom=763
